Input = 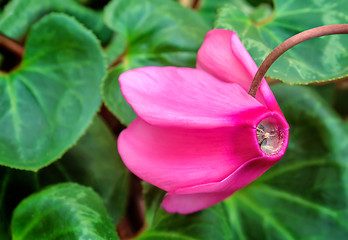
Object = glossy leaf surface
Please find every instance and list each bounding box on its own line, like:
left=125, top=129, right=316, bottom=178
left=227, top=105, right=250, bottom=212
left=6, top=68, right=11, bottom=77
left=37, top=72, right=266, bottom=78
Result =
left=0, top=116, right=129, bottom=239
left=40, top=116, right=130, bottom=223
left=0, top=14, right=105, bottom=170
left=0, top=0, right=112, bottom=44
left=215, top=0, right=348, bottom=84
left=102, top=0, right=209, bottom=125
left=11, top=183, right=119, bottom=240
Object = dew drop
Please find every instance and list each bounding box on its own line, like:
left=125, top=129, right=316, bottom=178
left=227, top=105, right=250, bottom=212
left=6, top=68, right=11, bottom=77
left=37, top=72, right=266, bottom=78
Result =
left=257, top=117, right=284, bottom=155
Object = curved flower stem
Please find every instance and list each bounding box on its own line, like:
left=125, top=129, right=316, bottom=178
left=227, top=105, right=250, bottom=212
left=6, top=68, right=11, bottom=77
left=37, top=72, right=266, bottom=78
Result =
left=0, top=33, right=24, bottom=58
left=248, top=24, right=348, bottom=97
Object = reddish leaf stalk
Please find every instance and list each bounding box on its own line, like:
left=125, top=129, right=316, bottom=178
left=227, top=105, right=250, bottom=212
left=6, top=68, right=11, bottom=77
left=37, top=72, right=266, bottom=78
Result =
left=117, top=175, right=145, bottom=239
left=108, top=45, right=128, bottom=70
left=0, top=33, right=24, bottom=58
left=249, top=24, right=348, bottom=97
left=192, top=0, right=200, bottom=9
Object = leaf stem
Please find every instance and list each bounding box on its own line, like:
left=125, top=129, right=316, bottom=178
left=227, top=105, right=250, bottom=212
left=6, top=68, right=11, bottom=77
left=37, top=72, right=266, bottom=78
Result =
left=192, top=0, right=200, bottom=9
left=0, top=33, right=24, bottom=58
left=108, top=45, right=128, bottom=70
left=248, top=24, right=348, bottom=97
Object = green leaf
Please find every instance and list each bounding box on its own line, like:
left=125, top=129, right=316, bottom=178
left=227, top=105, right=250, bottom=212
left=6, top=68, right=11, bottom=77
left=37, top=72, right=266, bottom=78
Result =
left=0, top=13, right=106, bottom=170
left=102, top=66, right=136, bottom=126
left=249, top=3, right=273, bottom=23
left=11, top=183, right=119, bottom=240
left=138, top=205, right=233, bottom=240
left=104, top=34, right=127, bottom=66
left=215, top=0, right=348, bottom=84
left=104, top=0, right=209, bottom=68
left=102, top=0, right=209, bottom=125
left=139, top=184, right=233, bottom=240
left=307, top=84, right=335, bottom=106
left=0, top=0, right=112, bottom=44
left=197, top=0, right=273, bottom=27
left=138, top=183, right=233, bottom=240
left=39, top=115, right=130, bottom=223
left=0, top=116, right=129, bottom=236
left=196, top=0, right=236, bottom=27
left=138, top=85, right=348, bottom=239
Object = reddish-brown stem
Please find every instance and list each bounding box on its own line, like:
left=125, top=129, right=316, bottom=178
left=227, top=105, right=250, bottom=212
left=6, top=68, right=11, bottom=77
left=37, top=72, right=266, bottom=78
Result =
left=248, top=24, right=348, bottom=97
left=192, top=0, right=200, bottom=9
left=108, top=45, right=128, bottom=70
left=117, top=175, right=145, bottom=239
left=0, top=33, right=24, bottom=58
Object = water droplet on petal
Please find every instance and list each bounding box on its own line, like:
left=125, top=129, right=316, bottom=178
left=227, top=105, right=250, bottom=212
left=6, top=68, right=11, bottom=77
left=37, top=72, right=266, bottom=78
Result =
left=257, top=117, right=285, bottom=155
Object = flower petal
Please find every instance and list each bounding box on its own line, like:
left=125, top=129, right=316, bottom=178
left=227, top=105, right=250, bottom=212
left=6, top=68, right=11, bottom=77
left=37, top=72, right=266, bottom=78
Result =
left=119, top=66, right=268, bottom=128
left=161, top=192, right=231, bottom=214
left=196, top=29, right=282, bottom=113
left=161, top=156, right=281, bottom=214
left=118, top=117, right=265, bottom=193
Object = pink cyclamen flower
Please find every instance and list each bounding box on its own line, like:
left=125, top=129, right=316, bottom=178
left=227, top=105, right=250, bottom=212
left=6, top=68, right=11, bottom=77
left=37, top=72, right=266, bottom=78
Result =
left=118, top=29, right=289, bottom=214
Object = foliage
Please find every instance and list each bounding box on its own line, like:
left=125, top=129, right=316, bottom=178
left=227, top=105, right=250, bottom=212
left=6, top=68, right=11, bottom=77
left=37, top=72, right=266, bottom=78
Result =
left=11, top=183, right=119, bottom=240
left=215, top=0, right=348, bottom=84
left=0, top=0, right=348, bottom=239
left=102, top=0, right=209, bottom=125
left=0, top=13, right=105, bottom=170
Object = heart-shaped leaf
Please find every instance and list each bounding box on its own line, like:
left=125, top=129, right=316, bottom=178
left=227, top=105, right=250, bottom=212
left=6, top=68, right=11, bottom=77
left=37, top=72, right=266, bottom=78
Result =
left=38, top=115, right=130, bottom=223
left=215, top=0, right=348, bottom=84
left=0, top=116, right=129, bottom=238
left=0, top=13, right=106, bottom=170
left=0, top=0, right=112, bottom=44
left=102, top=0, right=209, bottom=125
left=137, top=85, right=348, bottom=239
left=11, top=183, right=119, bottom=240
